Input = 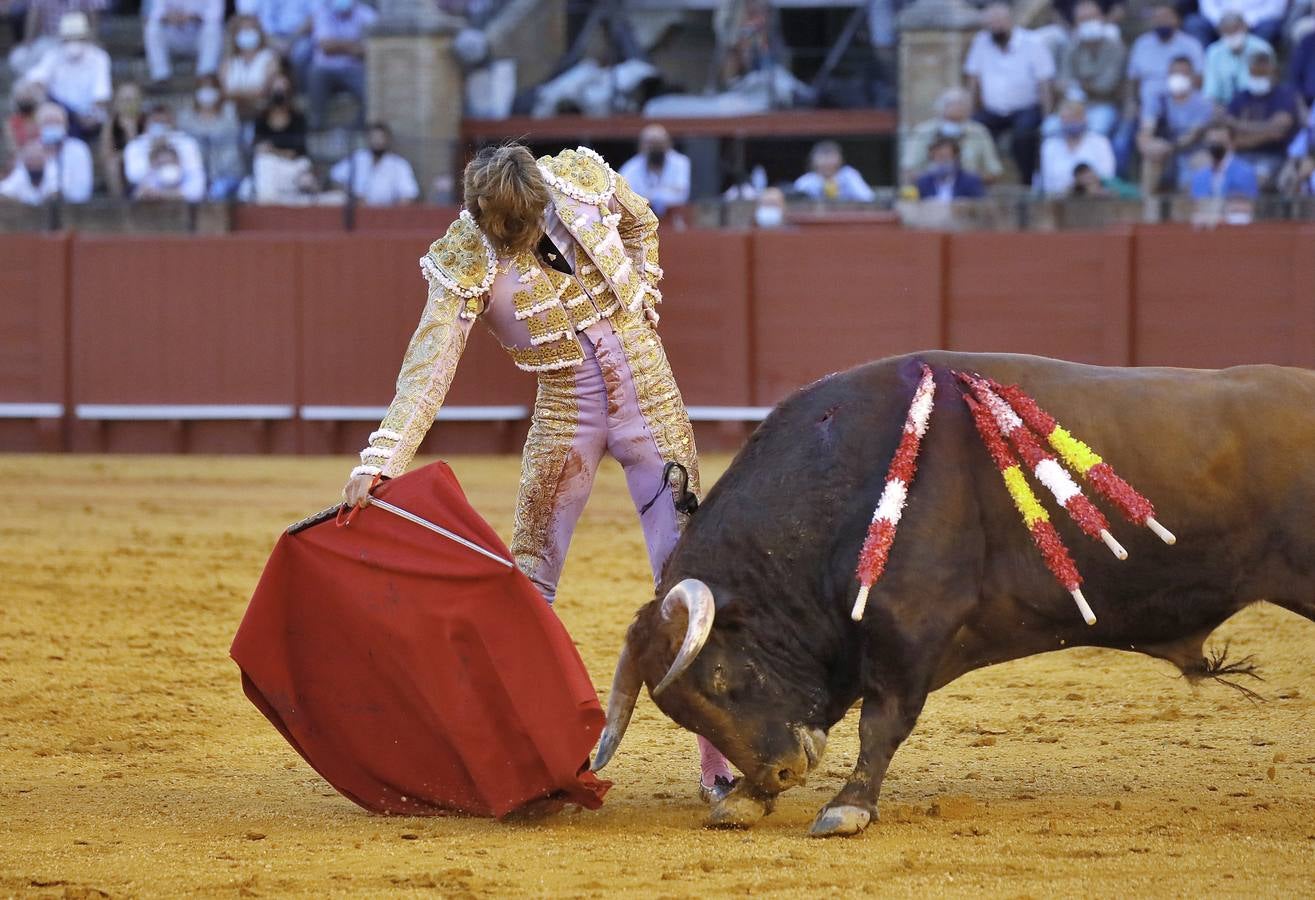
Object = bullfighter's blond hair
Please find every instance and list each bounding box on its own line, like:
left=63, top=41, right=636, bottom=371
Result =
left=463, top=144, right=550, bottom=257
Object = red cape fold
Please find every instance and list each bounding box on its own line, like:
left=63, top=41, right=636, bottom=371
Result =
left=230, top=461, right=610, bottom=818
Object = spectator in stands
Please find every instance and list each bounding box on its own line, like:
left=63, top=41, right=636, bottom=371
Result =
left=134, top=139, right=204, bottom=202
left=249, top=0, right=316, bottom=85
left=5, top=80, right=43, bottom=154
left=253, top=75, right=308, bottom=158
left=1292, top=28, right=1315, bottom=105
left=1190, top=121, right=1258, bottom=222
left=144, top=0, right=224, bottom=87
left=178, top=74, right=244, bottom=200
left=915, top=137, right=986, bottom=201
left=1183, top=0, right=1288, bottom=48
left=1126, top=3, right=1203, bottom=125
left=1202, top=12, right=1274, bottom=104
left=752, top=185, right=786, bottom=228
left=0, top=102, right=93, bottom=202
left=221, top=14, right=280, bottom=122
left=7, top=0, right=106, bottom=75
left=964, top=2, right=1055, bottom=184
left=124, top=103, right=204, bottom=200
left=1224, top=48, right=1300, bottom=186
left=1056, top=0, right=1126, bottom=137
left=901, top=87, right=1003, bottom=184
left=1070, top=160, right=1140, bottom=197
left=714, top=0, right=777, bottom=86
left=617, top=124, right=691, bottom=217
left=99, top=81, right=143, bottom=198
left=2, top=0, right=27, bottom=48
left=19, top=11, right=111, bottom=142
left=1040, top=98, right=1116, bottom=195
left=308, top=0, right=377, bottom=130
left=1135, top=55, right=1215, bottom=195
left=0, top=140, right=56, bottom=204
left=329, top=121, right=419, bottom=205
left=792, top=140, right=875, bottom=201
left=1278, top=103, right=1314, bottom=194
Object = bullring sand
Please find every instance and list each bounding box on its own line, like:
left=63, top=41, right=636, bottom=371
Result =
left=1, top=455, right=1312, bottom=897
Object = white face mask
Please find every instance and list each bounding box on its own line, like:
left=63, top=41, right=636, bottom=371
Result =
left=147, top=121, right=170, bottom=138
left=1223, top=209, right=1252, bottom=225
left=1245, top=75, right=1272, bottom=95
left=1224, top=32, right=1247, bottom=51
left=1075, top=20, right=1105, bottom=41
left=1166, top=73, right=1193, bottom=96
left=157, top=163, right=183, bottom=187
left=754, top=205, right=784, bottom=228
left=235, top=29, right=261, bottom=51
left=196, top=86, right=221, bottom=107
left=63, top=40, right=87, bottom=60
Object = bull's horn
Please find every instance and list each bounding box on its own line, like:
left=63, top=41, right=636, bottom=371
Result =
left=652, top=578, right=716, bottom=697
left=591, top=644, right=641, bottom=772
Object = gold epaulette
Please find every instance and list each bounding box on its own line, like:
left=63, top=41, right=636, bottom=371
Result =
left=419, top=210, right=497, bottom=303
left=537, top=146, right=617, bottom=206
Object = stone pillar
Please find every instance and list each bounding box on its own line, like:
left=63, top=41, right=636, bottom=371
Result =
left=897, top=0, right=981, bottom=139
left=367, top=0, right=465, bottom=198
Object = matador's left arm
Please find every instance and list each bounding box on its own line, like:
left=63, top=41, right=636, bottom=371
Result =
left=611, top=171, right=664, bottom=321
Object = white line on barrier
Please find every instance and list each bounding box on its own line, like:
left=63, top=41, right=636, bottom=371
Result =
left=0, top=403, right=64, bottom=418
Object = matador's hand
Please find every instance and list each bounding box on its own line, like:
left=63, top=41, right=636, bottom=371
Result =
left=343, top=473, right=376, bottom=508
left=644, top=306, right=660, bottom=327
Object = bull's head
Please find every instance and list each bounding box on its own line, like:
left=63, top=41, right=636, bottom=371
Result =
left=592, top=579, right=829, bottom=799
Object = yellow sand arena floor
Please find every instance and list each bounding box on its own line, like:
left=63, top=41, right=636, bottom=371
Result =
left=1, top=454, right=1313, bottom=897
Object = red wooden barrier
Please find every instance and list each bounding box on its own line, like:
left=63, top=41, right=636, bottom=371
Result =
left=946, top=230, right=1132, bottom=365
left=0, top=233, right=69, bottom=451
left=1133, top=225, right=1315, bottom=368
left=749, top=228, right=943, bottom=405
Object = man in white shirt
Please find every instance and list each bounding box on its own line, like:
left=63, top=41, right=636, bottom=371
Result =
left=20, top=12, right=111, bottom=142
left=1040, top=99, right=1115, bottom=195
left=329, top=122, right=419, bottom=206
left=144, top=0, right=223, bottom=85
left=964, top=2, right=1055, bottom=183
left=617, top=123, right=691, bottom=217
left=791, top=140, right=875, bottom=201
left=123, top=104, right=205, bottom=202
left=0, top=103, right=94, bottom=203
left=1185, top=0, right=1288, bottom=47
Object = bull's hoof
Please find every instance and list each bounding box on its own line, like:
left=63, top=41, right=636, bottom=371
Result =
left=808, top=804, right=872, bottom=838
left=705, top=792, right=768, bottom=829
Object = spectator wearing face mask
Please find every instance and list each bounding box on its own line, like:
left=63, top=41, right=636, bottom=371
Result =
left=19, top=12, right=111, bottom=142
left=0, top=140, right=59, bottom=204
left=1126, top=3, right=1203, bottom=125
left=221, top=15, right=279, bottom=121
left=1183, top=0, right=1288, bottom=49
left=901, top=87, right=1003, bottom=184
left=1202, top=12, right=1274, bottom=105
left=1056, top=0, right=1126, bottom=137
left=1189, top=122, right=1258, bottom=223
left=135, top=140, right=201, bottom=202
left=752, top=186, right=787, bottom=228
left=792, top=140, right=875, bottom=202
left=253, top=76, right=308, bottom=158
left=964, top=2, right=1056, bottom=183
left=1040, top=98, right=1115, bottom=195
left=1224, top=48, right=1300, bottom=187
left=329, top=122, right=419, bottom=205
left=144, top=0, right=224, bottom=86
left=7, top=0, right=106, bottom=75
left=1136, top=55, right=1216, bottom=194
left=5, top=80, right=43, bottom=154
left=99, top=81, right=143, bottom=198
left=178, top=75, right=243, bottom=200
left=0, top=103, right=92, bottom=202
left=617, top=124, right=691, bottom=217
left=308, top=0, right=377, bottom=130
left=915, top=137, right=986, bottom=201
left=124, top=103, right=205, bottom=199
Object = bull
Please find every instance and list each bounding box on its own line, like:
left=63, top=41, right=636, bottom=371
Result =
left=590, top=351, right=1315, bottom=837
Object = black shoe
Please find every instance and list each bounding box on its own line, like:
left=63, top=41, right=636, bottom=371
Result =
left=698, top=775, right=738, bottom=804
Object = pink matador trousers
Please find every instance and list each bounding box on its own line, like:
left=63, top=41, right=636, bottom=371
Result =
left=507, top=312, right=732, bottom=783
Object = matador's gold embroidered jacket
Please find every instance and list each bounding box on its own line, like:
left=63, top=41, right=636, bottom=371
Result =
left=353, top=147, right=666, bottom=479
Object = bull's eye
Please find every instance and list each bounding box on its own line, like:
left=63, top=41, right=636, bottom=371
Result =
left=709, top=665, right=729, bottom=695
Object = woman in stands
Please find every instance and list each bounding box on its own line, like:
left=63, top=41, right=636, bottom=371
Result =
left=340, top=143, right=738, bottom=803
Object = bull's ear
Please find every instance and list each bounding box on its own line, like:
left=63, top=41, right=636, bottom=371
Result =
left=710, top=596, right=748, bottom=632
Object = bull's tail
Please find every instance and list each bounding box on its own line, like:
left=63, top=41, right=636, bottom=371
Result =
left=1183, top=642, right=1265, bottom=702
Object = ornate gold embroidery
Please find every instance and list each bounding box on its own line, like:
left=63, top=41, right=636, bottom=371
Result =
left=613, top=172, right=662, bottom=311
left=536, top=147, right=615, bottom=205
left=525, top=305, right=575, bottom=346
left=613, top=310, right=700, bottom=503
left=421, top=210, right=496, bottom=303
left=508, top=340, right=586, bottom=373
left=511, top=370, right=579, bottom=583
left=364, top=285, right=471, bottom=477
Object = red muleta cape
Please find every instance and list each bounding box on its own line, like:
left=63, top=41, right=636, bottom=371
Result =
left=230, top=461, right=610, bottom=818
